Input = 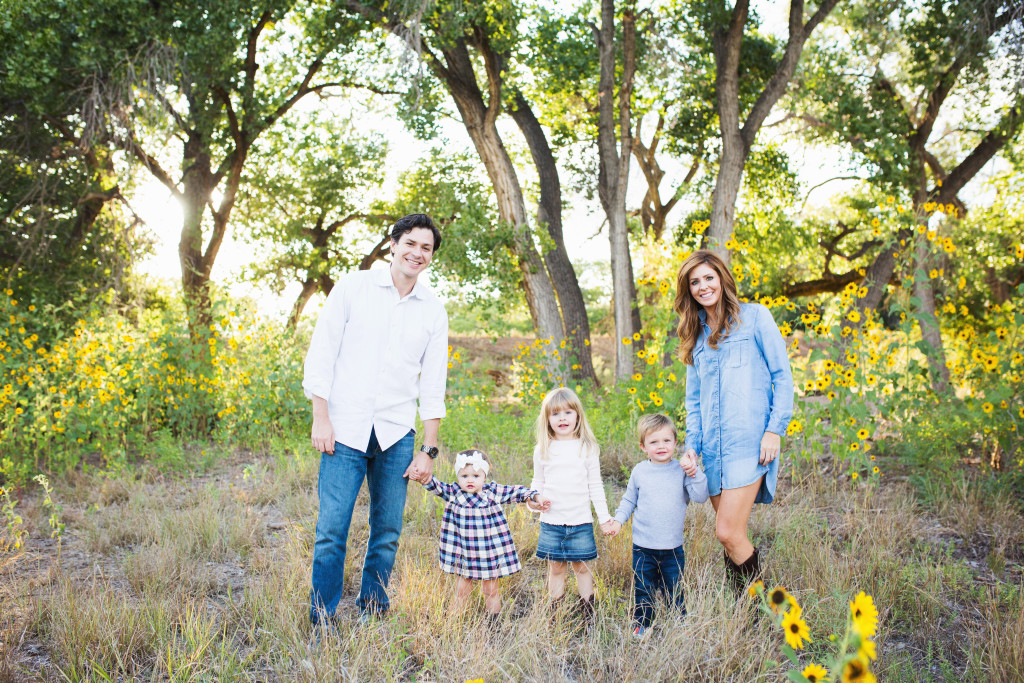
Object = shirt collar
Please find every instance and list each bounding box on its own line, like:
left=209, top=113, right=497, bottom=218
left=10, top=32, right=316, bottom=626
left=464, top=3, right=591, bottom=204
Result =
left=371, top=265, right=428, bottom=300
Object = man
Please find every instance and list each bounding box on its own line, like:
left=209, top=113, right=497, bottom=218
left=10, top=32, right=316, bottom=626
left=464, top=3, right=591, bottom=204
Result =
left=303, top=213, right=448, bottom=624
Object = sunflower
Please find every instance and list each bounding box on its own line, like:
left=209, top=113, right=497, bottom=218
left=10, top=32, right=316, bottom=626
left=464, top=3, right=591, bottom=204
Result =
left=802, top=663, right=829, bottom=683
left=782, top=605, right=811, bottom=649
left=840, top=656, right=876, bottom=683
left=747, top=579, right=765, bottom=598
left=850, top=592, right=878, bottom=637
left=858, top=635, right=877, bottom=661
left=767, top=586, right=794, bottom=614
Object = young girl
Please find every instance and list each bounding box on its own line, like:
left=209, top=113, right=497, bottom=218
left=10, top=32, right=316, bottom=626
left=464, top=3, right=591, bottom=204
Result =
left=423, top=449, right=551, bottom=614
left=529, top=387, right=612, bottom=620
left=673, top=250, right=793, bottom=594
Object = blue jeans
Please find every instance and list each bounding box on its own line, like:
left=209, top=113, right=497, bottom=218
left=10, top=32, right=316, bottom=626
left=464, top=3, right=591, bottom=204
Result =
left=309, top=429, right=414, bottom=623
left=632, top=544, right=687, bottom=628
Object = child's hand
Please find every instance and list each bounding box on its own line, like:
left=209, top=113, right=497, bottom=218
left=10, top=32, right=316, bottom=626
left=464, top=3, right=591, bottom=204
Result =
left=527, top=495, right=551, bottom=512
left=601, top=520, right=621, bottom=537
left=679, top=450, right=698, bottom=478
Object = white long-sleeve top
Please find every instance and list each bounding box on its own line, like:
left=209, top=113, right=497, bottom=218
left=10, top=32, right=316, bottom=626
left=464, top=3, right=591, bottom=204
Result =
left=302, top=268, right=448, bottom=452
left=529, top=439, right=612, bottom=525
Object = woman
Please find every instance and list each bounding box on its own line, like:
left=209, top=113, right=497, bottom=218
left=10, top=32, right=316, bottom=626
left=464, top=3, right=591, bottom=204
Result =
left=673, top=250, right=793, bottom=593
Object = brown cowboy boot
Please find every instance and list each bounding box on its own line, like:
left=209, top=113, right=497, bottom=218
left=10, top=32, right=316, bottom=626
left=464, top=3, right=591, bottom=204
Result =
left=724, top=548, right=761, bottom=597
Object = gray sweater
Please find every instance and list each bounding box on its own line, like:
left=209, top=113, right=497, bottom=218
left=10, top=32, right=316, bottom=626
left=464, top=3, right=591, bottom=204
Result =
left=612, top=460, right=709, bottom=550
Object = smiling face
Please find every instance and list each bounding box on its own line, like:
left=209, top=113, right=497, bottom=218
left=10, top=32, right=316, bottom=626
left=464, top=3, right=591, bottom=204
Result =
left=548, top=405, right=579, bottom=440
left=640, top=425, right=677, bottom=464
left=688, top=263, right=722, bottom=312
left=457, top=465, right=486, bottom=493
left=390, top=227, right=436, bottom=282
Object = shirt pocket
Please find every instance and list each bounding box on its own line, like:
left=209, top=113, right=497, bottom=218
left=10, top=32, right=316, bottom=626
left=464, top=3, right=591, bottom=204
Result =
left=721, top=333, right=752, bottom=369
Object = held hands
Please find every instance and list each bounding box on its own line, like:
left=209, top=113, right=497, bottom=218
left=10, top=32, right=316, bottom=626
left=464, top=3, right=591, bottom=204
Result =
left=527, top=494, right=552, bottom=512
left=601, top=520, right=622, bottom=537
left=678, top=449, right=699, bottom=477
left=759, top=431, right=781, bottom=466
left=404, top=451, right=434, bottom=484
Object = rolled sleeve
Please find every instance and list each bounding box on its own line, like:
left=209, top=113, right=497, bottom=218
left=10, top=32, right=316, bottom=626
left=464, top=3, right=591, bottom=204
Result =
left=417, top=308, right=449, bottom=422
left=754, top=304, right=794, bottom=436
left=683, top=361, right=703, bottom=456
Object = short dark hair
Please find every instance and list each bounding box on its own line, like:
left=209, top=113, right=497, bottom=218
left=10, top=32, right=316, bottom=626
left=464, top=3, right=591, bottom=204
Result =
left=390, top=213, right=441, bottom=251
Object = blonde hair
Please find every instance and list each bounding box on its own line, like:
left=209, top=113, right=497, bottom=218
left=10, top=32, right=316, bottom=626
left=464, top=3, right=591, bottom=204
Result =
left=637, top=413, right=677, bottom=445
left=673, top=250, right=742, bottom=365
left=534, top=387, right=600, bottom=461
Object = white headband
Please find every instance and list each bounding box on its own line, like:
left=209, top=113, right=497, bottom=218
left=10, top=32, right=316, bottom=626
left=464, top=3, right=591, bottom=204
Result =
left=455, top=451, right=489, bottom=476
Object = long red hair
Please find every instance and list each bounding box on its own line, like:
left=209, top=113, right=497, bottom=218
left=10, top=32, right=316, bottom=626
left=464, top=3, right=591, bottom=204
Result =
left=673, top=250, right=742, bottom=365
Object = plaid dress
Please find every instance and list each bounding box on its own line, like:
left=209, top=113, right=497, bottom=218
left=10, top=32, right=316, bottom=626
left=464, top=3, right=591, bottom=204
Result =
left=424, top=477, right=537, bottom=580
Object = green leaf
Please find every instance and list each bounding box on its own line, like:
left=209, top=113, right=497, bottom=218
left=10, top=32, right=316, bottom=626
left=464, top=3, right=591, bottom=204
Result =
left=781, top=644, right=799, bottom=665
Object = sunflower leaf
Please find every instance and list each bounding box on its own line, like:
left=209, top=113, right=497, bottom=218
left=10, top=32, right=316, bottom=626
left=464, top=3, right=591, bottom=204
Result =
left=786, top=673, right=811, bottom=683
left=781, top=644, right=799, bottom=665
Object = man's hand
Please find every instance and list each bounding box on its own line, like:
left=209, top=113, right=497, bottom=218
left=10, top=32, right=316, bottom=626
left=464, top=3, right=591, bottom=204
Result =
left=311, top=397, right=335, bottom=454
left=404, top=451, right=434, bottom=483
left=601, top=520, right=622, bottom=537
left=759, top=431, right=781, bottom=466
left=679, top=451, right=698, bottom=477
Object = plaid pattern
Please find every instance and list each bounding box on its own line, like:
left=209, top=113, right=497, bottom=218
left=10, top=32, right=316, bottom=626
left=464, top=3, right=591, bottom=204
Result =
left=424, top=477, right=537, bottom=580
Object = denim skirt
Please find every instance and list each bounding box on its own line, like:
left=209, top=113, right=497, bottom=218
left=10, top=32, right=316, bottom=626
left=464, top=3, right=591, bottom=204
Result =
left=535, top=522, right=598, bottom=562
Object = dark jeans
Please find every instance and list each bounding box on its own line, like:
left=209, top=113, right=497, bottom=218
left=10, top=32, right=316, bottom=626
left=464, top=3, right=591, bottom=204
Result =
left=632, top=544, right=687, bottom=628
left=309, top=429, right=414, bottom=623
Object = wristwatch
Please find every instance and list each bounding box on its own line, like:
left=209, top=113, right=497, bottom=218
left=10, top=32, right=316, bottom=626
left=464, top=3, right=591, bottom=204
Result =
left=419, top=445, right=439, bottom=459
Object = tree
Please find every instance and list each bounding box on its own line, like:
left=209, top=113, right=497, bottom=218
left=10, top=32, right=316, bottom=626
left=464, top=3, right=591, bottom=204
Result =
left=792, top=0, right=1024, bottom=389
left=595, top=0, right=641, bottom=379
left=342, top=0, right=599, bottom=382
left=705, top=0, right=840, bottom=261
left=0, top=0, right=145, bottom=327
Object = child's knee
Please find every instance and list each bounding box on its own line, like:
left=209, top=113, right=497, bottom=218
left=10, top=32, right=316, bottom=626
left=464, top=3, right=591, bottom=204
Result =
left=549, top=561, right=568, bottom=576
left=481, top=580, right=499, bottom=597
left=571, top=561, right=591, bottom=576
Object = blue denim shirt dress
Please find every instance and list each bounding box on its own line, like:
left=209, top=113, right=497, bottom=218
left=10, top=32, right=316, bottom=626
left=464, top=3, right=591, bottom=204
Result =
left=684, top=302, right=794, bottom=504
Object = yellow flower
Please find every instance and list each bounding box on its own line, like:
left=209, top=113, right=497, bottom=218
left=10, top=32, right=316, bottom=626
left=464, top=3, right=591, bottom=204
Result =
left=632, top=332, right=641, bottom=341
left=668, top=373, right=677, bottom=382
left=846, top=310, right=861, bottom=323
left=627, top=387, right=637, bottom=394
left=621, top=337, right=632, bottom=345
left=802, top=663, right=829, bottom=683
left=857, top=428, right=869, bottom=440
left=767, top=586, right=794, bottom=614
left=840, top=656, right=876, bottom=683
left=632, top=373, right=642, bottom=381
left=782, top=605, right=811, bottom=649
left=850, top=592, right=878, bottom=638
left=748, top=579, right=765, bottom=598
left=850, top=443, right=860, bottom=451
left=859, top=635, right=877, bottom=661
left=982, top=402, right=994, bottom=414
left=851, top=471, right=859, bottom=480
left=637, top=349, right=647, bottom=358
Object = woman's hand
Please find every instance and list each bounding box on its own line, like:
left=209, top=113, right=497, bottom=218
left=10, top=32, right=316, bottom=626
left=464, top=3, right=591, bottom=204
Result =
left=759, top=431, right=781, bottom=465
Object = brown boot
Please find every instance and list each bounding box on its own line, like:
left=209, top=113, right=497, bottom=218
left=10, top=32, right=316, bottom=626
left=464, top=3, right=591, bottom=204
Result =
left=724, top=548, right=761, bottom=596
left=575, top=594, right=597, bottom=631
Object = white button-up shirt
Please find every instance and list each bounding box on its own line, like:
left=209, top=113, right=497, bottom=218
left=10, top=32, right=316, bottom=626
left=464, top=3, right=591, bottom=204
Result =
left=302, top=267, right=448, bottom=452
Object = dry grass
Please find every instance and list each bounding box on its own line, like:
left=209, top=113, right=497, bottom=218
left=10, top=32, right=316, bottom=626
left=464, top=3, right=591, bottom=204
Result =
left=2, top=441, right=1021, bottom=681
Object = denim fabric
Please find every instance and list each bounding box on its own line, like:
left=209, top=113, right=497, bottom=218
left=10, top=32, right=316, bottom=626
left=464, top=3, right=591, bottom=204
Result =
left=309, top=429, right=414, bottom=623
left=684, top=302, right=794, bottom=504
left=632, top=544, right=687, bottom=628
left=535, top=522, right=598, bottom=562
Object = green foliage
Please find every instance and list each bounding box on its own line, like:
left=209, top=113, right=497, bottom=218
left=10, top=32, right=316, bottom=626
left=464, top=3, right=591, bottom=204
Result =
left=0, top=290, right=308, bottom=484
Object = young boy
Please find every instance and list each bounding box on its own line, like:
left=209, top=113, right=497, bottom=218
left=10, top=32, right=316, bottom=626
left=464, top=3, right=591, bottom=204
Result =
left=602, top=413, right=709, bottom=636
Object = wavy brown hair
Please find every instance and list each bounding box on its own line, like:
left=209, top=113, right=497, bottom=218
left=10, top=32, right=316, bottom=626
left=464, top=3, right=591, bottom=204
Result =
left=673, top=250, right=742, bottom=365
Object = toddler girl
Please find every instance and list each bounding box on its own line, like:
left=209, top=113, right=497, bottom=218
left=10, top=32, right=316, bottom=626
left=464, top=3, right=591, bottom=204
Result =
left=529, top=387, right=612, bottom=620
left=423, top=449, right=550, bottom=614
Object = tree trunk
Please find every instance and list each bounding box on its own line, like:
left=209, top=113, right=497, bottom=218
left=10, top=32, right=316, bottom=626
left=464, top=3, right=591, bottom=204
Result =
left=597, top=0, right=639, bottom=381
left=912, top=229, right=950, bottom=392
left=708, top=0, right=840, bottom=263
left=509, top=92, right=597, bottom=383
left=289, top=277, right=320, bottom=329
left=436, top=39, right=564, bottom=346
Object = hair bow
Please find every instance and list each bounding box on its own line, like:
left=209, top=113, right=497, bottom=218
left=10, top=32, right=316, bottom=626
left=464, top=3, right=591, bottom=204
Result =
left=455, top=451, right=489, bottom=476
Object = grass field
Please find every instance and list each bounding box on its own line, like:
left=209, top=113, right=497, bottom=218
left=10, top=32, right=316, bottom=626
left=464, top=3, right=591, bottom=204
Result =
left=2, top=425, right=1023, bottom=682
